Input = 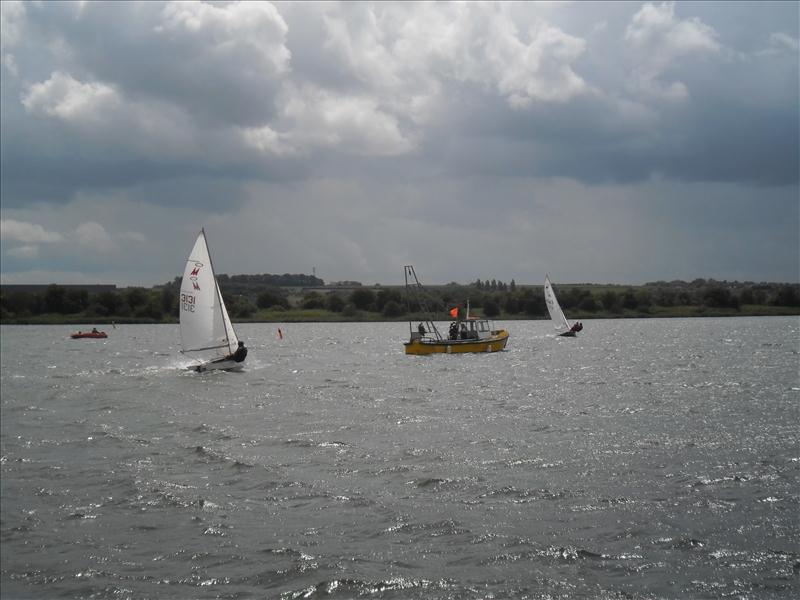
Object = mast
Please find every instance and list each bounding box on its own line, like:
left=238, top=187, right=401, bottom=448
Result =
left=403, top=265, right=442, bottom=341
left=404, top=265, right=412, bottom=339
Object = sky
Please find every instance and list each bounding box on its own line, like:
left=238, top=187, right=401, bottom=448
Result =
left=1, top=1, right=798, bottom=287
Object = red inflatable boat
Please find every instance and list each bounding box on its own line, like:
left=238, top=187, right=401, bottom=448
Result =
left=70, top=331, right=107, bottom=339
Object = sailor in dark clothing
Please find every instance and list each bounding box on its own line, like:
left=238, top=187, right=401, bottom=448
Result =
left=230, top=340, right=247, bottom=362
left=210, top=340, right=247, bottom=365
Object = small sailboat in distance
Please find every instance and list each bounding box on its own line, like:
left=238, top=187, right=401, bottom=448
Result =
left=179, top=228, right=247, bottom=372
left=544, top=274, right=582, bottom=337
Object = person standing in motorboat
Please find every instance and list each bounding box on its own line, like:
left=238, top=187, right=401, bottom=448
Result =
left=449, top=321, right=459, bottom=340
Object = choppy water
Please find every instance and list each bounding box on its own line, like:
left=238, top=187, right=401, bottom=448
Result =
left=1, top=317, right=799, bottom=599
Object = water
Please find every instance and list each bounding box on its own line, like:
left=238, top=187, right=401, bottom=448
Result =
left=1, top=317, right=798, bottom=599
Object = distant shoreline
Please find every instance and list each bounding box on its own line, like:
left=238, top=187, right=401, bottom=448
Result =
left=2, top=279, right=798, bottom=325
left=2, top=305, right=798, bottom=326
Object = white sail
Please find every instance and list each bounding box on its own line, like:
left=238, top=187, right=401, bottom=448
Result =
left=218, top=291, right=239, bottom=353
left=179, top=229, right=238, bottom=363
left=544, top=275, right=570, bottom=332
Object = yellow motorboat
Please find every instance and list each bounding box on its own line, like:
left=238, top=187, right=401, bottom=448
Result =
left=402, top=265, right=510, bottom=355
left=404, top=318, right=509, bottom=355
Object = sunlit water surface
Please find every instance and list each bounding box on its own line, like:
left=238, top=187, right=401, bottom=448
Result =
left=2, top=318, right=799, bottom=599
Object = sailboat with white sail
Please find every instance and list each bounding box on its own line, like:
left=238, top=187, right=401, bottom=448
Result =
left=544, top=274, right=582, bottom=337
left=179, top=229, right=246, bottom=372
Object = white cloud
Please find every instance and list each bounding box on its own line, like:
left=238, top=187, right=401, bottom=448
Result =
left=0, top=0, right=25, bottom=50
left=321, top=2, right=589, bottom=109
left=499, top=21, right=587, bottom=107
left=157, top=0, right=290, bottom=78
left=271, top=1, right=591, bottom=159
left=248, top=1, right=590, bottom=158
left=1, top=219, right=61, bottom=263
left=625, top=2, right=720, bottom=101
left=1, top=219, right=63, bottom=243
left=2, top=53, right=18, bottom=76
left=20, top=70, right=229, bottom=163
left=153, top=0, right=290, bottom=125
left=9, top=2, right=591, bottom=167
left=279, top=83, right=414, bottom=155
left=241, top=124, right=294, bottom=156
left=7, top=244, right=38, bottom=259
left=755, top=32, right=800, bottom=57
left=450, top=3, right=587, bottom=105
left=769, top=32, right=800, bottom=52
left=21, top=71, right=121, bottom=123
left=626, top=1, right=719, bottom=52
left=73, top=221, right=114, bottom=252
left=1, top=1, right=25, bottom=76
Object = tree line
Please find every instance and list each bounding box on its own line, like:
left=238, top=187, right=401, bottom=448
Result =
left=0, top=285, right=176, bottom=322
left=1, top=278, right=798, bottom=323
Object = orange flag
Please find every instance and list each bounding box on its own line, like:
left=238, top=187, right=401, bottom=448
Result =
left=449, top=307, right=459, bottom=318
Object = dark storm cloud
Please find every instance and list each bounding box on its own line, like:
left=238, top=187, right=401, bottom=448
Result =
left=417, top=3, right=799, bottom=187
left=0, top=1, right=798, bottom=285
left=0, top=3, right=304, bottom=212
left=4, top=1, right=797, bottom=193
left=18, top=1, right=290, bottom=127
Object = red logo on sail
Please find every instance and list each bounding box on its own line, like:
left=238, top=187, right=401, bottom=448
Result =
left=188, top=262, right=203, bottom=291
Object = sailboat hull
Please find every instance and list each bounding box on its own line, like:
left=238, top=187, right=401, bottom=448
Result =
left=190, top=359, right=244, bottom=373
left=558, top=331, right=577, bottom=337
left=404, top=330, right=509, bottom=355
